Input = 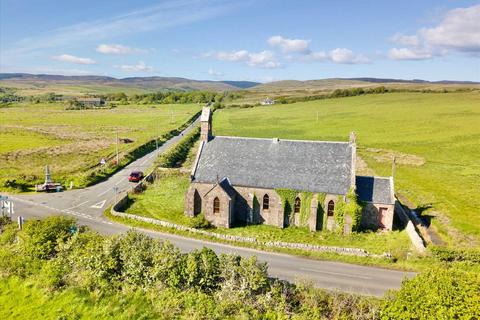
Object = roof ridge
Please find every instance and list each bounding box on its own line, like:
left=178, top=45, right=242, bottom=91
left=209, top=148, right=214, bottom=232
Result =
left=214, top=135, right=350, bottom=144
left=356, top=175, right=392, bottom=180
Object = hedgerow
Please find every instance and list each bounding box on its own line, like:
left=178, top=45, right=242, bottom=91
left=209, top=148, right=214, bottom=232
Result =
left=157, top=126, right=200, bottom=168
left=381, top=267, right=480, bottom=319
left=1, top=217, right=478, bottom=318
left=0, top=217, right=383, bottom=318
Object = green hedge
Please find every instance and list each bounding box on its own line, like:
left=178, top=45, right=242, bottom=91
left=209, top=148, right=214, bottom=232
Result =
left=430, top=246, right=480, bottom=264
left=381, top=267, right=480, bottom=319
left=0, top=217, right=381, bottom=319
left=157, top=127, right=200, bottom=168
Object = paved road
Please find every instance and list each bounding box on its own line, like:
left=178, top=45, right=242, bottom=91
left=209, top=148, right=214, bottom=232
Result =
left=2, top=117, right=414, bottom=297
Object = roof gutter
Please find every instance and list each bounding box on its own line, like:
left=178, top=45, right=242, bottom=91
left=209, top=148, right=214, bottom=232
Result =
left=190, top=140, right=205, bottom=180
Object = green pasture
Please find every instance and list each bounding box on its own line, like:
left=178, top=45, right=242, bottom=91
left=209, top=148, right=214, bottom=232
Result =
left=0, top=102, right=201, bottom=189
left=213, top=92, right=480, bottom=244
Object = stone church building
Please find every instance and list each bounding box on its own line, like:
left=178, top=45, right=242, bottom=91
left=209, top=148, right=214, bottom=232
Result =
left=184, top=107, right=395, bottom=232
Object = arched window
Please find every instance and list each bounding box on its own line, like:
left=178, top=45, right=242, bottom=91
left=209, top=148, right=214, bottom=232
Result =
left=262, top=194, right=270, bottom=210
left=327, top=200, right=335, bottom=217
left=193, top=189, right=202, bottom=215
left=213, top=197, right=220, bottom=214
left=294, top=197, right=301, bottom=213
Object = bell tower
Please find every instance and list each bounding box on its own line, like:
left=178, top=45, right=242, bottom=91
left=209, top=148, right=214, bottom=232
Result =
left=200, top=106, right=212, bottom=142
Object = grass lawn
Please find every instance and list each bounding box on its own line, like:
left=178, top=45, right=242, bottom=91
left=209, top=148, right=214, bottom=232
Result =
left=0, top=102, right=200, bottom=189
left=0, top=277, right=165, bottom=319
left=126, top=170, right=412, bottom=258
left=212, top=91, right=480, bottom=245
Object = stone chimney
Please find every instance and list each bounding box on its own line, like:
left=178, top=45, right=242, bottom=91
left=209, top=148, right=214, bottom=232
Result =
left=200, top=106, right=212, bottom=142
left=349, top=131, right=357, bottom=189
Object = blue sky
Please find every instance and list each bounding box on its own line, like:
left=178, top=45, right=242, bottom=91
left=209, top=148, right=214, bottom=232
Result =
left=1, top=0, right=479, bottom=82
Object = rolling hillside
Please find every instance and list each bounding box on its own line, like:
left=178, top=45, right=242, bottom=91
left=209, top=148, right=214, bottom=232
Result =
left=0, top=73, right=259, bottom=96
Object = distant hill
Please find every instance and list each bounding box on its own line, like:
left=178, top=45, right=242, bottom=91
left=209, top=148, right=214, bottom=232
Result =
left=1, top=73, right=478, bottom=97
left=344, top=77, right=480, bottom=85
left=0, top=73, right=261, bottom=96
left=251, top=78, right=480, bottom=93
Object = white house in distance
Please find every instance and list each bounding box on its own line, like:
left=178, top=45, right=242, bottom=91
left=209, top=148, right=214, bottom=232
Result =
left=261, top=97, right=275, bottom=105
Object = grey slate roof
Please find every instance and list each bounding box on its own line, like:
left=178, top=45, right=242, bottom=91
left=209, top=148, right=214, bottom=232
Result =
left=204, top=177, right=236, bottom=199
left=355, top=176, right=394, bottom=205
left=193, top=136, right=354, bottom=194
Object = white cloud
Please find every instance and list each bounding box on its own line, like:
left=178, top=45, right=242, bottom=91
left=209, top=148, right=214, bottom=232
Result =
left=96, top=44, right=146, bottom=54
left=51, top=54, right=96, bottom=65
left=329, top=48, right=370, bottom=64
left=116, top=61, right=154, bottom=72
left=247, top=51, right=280, bottom=68
left=203, top=50, right=280, bottom=68
left=389, top=4, right=480, bottom=60
left=420, top=5, right=480, bottom=52
left=390, top=33, right=420, bottom=47
left=267, top=35, right=310, bottom=53
left=208, top=50, right=249, bottom=61
left=388, top=48, right=432, bottom=60
left=208, top=68, right=224, bottom=76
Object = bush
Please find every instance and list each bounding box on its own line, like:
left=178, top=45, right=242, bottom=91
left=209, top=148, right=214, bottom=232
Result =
left=157, top=127, right=200, bottom=168
left=381, top=267, right=480, bottom=319
left=187, top=213, right=212, bottom=229
left=22, top=216, right=77, bottom=259
left=430, top=246, right=480, bottom=264
left=0, top=219, right=385, bottom=318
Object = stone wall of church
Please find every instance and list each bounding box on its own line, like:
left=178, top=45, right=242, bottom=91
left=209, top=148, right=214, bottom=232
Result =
left=360, top=202, right=394, bottom=231
left=184, top=182, right=284, bottom=228
left=185, top=182, right=233, bottom=228
left=233, top=186, right=284, bottom=228
left=185, top=181, right=355, bottom=231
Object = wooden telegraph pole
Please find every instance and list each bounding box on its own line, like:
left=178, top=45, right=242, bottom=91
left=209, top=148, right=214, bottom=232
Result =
left=392, top=155, right=396, bottom=179
left=115, top=130, right=119, bottom=165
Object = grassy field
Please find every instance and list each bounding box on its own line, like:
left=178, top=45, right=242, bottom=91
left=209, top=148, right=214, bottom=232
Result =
left=0, top=277, right=161, bottom=319
left=0, top=102, right=201, bottom=189
left=213, top=91, right=480, bottom=245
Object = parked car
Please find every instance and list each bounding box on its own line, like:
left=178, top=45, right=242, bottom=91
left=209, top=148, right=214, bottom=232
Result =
left=128, top=171, right=144, bottom=182
left=35, top=182, right=63, bottom=192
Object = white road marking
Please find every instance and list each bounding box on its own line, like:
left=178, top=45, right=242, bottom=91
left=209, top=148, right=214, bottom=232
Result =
left=90, top=200, right=106, bottom=209
left=299, top=268, right=372, bottom=280
left=114, top=179, right=124, bottom=186
left=66, top=200, right=89, bottom=210
left=97, top=188, right=111, bottom=197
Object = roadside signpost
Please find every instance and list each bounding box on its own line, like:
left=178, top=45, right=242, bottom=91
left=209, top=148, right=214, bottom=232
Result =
left=113, top=186, right=119, bottom=204
left=0, top=195, right=14, bottom=216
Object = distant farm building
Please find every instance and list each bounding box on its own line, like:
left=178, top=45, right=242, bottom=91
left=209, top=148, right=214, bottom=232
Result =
left=261, top=97, right=275, bottom=105
left=76, top=97, right=105, bottom=108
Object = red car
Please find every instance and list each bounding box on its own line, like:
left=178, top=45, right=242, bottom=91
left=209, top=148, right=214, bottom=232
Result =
left=128, top=171, right=144, bottom=182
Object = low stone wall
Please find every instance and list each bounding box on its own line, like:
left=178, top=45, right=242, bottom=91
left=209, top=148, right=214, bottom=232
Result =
left=111, top=197, right=387, bottom=258
left=395, top=200, right=426, bottom=253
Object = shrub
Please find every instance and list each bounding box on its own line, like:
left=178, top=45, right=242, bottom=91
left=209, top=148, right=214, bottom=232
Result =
left=430, top=246, right=480, bottom=264
left=381, top=267, right=480, bottom=319
left=185, top=247, right=220, bottom=292
left=22, top=216, right=77, bottom=259
left=188, top=213, right=212, bottom=229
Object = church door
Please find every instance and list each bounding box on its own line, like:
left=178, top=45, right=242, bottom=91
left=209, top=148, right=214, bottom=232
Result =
left=378, top=207, right=388, bottom=229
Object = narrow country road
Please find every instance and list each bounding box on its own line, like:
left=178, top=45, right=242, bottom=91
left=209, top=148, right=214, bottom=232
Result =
left=2, top=116, right=414, bottom=297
